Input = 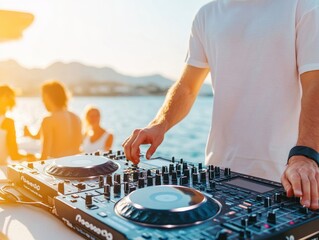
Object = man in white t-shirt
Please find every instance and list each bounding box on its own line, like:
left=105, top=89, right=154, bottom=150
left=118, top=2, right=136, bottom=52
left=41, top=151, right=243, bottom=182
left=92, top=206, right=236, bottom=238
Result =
left=123, top=0, right=319, bottom=210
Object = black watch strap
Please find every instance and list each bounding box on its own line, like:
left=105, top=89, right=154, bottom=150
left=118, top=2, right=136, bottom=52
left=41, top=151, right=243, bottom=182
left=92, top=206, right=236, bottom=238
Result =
left=288, top=146, right=319, bottom=167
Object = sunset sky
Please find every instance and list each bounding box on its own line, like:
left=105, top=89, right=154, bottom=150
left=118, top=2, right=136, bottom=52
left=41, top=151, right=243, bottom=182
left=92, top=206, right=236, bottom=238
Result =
left=0, top=0, right=211, bottom=80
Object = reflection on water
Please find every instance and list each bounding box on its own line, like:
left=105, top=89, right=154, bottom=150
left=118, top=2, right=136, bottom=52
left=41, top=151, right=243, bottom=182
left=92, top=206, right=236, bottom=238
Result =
left=9, top=96, right=213, bottom=163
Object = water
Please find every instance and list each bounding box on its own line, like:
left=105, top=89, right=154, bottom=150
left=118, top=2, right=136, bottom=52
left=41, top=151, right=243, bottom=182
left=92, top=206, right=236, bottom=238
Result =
left=11, top=96, right=213, bottom=163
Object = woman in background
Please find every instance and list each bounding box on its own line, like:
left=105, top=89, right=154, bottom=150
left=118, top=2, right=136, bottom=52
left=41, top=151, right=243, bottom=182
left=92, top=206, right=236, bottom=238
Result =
left=0, top=85, right=34, bottom=165
left=24, top=80, right=82, bottom=159
left=82, top=106, right=113, bottom=153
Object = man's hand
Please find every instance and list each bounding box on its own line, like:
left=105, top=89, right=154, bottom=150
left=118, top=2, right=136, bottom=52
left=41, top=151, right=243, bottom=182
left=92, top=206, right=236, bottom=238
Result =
left=122, top=124, right=165, bottom=165
left=281, top=156, right=319, bottom=210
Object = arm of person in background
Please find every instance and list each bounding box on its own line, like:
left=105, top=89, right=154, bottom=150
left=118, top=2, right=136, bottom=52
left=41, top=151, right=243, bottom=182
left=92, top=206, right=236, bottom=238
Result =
left=40, top=117, right=53, bottom=160
left=281, top=70, right=319, bottom=210
left=122, top=65, right=209, bottom=164
left=6, top=118, right=35, bottom=161
left=104, top=133, right=114, bottom=152
left=24, top=125, right=41, bottom=140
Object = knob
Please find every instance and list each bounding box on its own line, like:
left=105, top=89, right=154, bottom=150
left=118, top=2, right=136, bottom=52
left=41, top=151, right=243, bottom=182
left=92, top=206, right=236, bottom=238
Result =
left=163, top=172, right=169, bottom=184
left=117, top=150, right=121, bottom=156
left=77, top=183, right=86, bottom=190
left=169, top=164, right=174, bottom=175
left=85, top=194, right=93, bottom=206
left=104, top=184, right=111, bottom=199
left=133, top=172, right=139, bottom=181
left=98, top=175, right=104, bottom=188
left=147, top=176, right=153, bottom=186
left=274, top=193, right=281, bottom=203
left=106, top=175, right=113, bottom=186
left=123, top=173, right=129, bottom=182
left=264, top=197, right=272, bottom=207
left=191, top=166, right=197, bottom=174
left=172, top=171, right=177, bottom=183
left=171, top=156, right=175, bottom=163
left=180, top=158, right=184, bottom=164
left=180, top=175, right=188, bottom=185
left=155, top=174, right=161, bottom=185
left=183, top=168, right=190, bottom=179
left=113, top=182, right=121, bottom=196
left=161, top=166, right=167, bottom=174
left=124, top=182, right=129, bottom=194
left=224, top=168, right=231, bottom=176
left=216, top=230, right=228, bottom=240
left=200, top=171, right=206, bottom=183
left=182, top=162, right=188, bottom=170
left=247, top=206, right=252, bottom=213
left=114, top=174, right=121, bottom=184
left=299, top=206, right=309, bottom=214
left=129, top=186, right=136, bottom=193
left=94, top=151, right=100, bottom=156
left=267, top=211, right=276, bottom=224
left=215, top=166, right=220, bottom=175
left=241, top=218, right=248, bottom=227
left=138, top=178, right=145, bottom=188
left=209, top=181, right=216, bottom=189
left=58, top=182, right=65, bottom=194
left=248, top=214, right=257, bottom=224
left=208, top=165, right=214, bottom=171
left=198, top=163, right=203, bottom=171
left=256, top=195, right=263, bottom=201
left=209, top=170, right=215, bottom=180
left=27, top=162, right=34, bottom=169
left=192, top=172, right=199, bottom=184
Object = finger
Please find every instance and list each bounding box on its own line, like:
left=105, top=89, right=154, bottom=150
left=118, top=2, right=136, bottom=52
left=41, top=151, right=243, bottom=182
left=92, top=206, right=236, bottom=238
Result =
left=131, top=131, right=149, bottom=163
left=300, top=173, right=310, bottom=207
left=146, top=142, right=160, bottom=159
left=281, top=173, right=293, bottom=197
left=123, top=129, right=141, bottom=163
left=288, top=172, right=303, bottom=197
left=309, top=173, right=318, bottom=210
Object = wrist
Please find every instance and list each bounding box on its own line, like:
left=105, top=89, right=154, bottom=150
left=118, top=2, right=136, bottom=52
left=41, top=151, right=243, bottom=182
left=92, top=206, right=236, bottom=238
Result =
left=287, top=146, right=319, bottom=167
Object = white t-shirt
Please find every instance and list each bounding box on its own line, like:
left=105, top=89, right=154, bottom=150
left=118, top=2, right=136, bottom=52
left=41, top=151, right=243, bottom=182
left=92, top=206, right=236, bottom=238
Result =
left=186, top=0, right=319, bottom=181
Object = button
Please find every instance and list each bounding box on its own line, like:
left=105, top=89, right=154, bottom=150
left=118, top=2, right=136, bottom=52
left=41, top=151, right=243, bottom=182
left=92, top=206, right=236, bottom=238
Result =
left=97, top=212, right=108, bottom=217
left=141, top=233, right=152, bottom=239
left=71, top=194, right=79, bottom=198
left=70, top=199, right=77, bottom=203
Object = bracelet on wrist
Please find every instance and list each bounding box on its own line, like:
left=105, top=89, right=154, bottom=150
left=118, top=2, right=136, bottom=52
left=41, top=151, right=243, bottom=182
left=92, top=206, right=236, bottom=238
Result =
left=287, top=146, right=319, bottom=167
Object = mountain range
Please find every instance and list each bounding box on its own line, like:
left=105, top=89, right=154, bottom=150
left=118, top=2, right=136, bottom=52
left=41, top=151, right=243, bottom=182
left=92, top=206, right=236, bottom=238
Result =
left=0, top=60, right=212, bottom=96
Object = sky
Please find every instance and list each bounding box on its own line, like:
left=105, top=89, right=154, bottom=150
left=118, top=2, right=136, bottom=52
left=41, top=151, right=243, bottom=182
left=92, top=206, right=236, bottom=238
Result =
left=0, top=0, right=211, bottom=80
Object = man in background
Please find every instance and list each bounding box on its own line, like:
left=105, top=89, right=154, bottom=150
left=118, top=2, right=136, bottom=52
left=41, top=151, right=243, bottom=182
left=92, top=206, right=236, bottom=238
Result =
left=123, top=1, right=319, bottom=210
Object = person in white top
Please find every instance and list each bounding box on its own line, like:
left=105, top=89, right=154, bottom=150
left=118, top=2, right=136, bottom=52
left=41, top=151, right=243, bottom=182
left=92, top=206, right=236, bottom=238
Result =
left=82, top=106, right=113, bottom=153
left=123, top=0, right=319, bottom=210
left=0, top=85, right=35, bottom=165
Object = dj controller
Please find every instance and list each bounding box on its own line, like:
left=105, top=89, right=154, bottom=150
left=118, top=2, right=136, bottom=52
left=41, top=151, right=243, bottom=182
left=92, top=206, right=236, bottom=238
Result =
left=6, top=150, right=319, bottom=240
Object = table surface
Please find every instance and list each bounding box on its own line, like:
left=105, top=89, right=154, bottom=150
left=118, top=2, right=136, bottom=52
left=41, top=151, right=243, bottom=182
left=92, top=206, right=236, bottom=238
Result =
left=0, top=167, right=82, bottom=240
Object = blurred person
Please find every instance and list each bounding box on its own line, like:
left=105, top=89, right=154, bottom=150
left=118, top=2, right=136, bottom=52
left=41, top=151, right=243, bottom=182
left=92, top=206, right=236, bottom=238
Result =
left=82, top=106, right=113, bottom=153
left=0, top=84, right=35, bottom=165
left=123, top=0, right=319, bottom=210
left=24, top=80, right=82, bottom=159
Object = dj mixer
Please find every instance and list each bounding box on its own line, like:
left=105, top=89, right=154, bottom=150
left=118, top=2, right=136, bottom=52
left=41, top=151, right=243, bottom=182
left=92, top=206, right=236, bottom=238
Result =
left=6, top=150, right=319, bottom=240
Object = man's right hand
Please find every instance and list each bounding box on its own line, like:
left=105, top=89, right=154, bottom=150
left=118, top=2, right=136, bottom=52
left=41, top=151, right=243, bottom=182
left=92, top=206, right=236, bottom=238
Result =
left=122, top=124, right=165, bottom=165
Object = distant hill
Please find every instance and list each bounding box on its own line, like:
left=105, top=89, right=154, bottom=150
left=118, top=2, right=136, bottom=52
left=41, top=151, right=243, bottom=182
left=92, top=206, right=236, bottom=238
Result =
left=0, top=60, right=212, bottom=96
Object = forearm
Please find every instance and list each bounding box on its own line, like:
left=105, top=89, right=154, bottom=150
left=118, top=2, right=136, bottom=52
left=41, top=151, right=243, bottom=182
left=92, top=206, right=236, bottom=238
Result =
left=149, top=81, right=197, bottom=132
left=297, top=74, right=319, bottom=151
left=149, top=65, right=209, bottom=132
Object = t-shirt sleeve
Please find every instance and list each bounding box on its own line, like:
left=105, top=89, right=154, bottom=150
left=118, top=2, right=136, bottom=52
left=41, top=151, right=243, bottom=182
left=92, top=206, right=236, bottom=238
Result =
left=185, top=13, right=209, bottom=68
left=296, top=6, right=319, bottom=75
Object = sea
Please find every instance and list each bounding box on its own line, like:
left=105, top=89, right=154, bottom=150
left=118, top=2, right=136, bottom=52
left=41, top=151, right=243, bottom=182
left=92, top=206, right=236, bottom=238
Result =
left=10, top=96, right=213, bottom=164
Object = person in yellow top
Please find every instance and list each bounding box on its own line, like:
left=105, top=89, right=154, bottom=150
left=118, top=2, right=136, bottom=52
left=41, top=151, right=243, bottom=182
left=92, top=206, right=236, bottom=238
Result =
left=24, top=80, right=82, bottom=160
left=0, top=85, right=35, bottom=165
